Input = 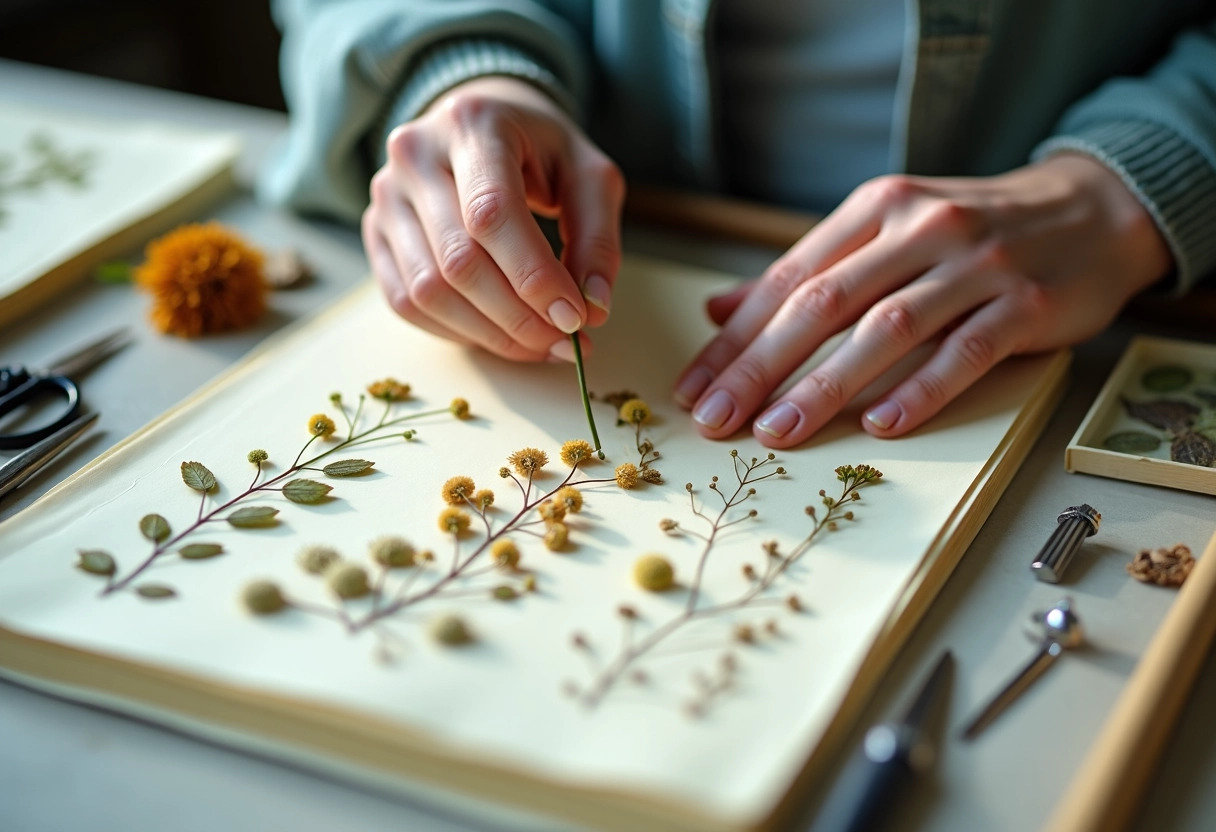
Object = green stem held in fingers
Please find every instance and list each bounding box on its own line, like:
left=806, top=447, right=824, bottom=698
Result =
left=571, top=333, right=605, bottom=459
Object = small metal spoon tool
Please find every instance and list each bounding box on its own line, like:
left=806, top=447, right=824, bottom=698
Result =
left=961, top=598, right=1084, bottom=740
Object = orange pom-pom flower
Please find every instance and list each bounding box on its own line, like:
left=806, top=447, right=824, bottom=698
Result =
left=136, top=222, right=267, bottom=337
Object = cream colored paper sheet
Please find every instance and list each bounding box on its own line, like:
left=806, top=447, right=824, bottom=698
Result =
left=0, top=255, right=1063, bottom=830
left=0, top=103, right=237, bottom=325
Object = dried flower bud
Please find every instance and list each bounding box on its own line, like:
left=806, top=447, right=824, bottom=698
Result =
left=571, top=632, right=588, bottom=649
left=308, top=413, right=336, bottom=438
left=764, top=619, right=779, bottom=635
left=634, top=553, right=675, bottom=591
left=786, top=594, right=802, bottom=612
left=641, top=468, right=663, bottom=484
left=747, top=509, right=758, bottom=517
left=734, top=624, right=755, bottom=644
left=762, top=540, right=779, bottom=557
left=325, top=561, right=371, bottom=599
left=449, top=398, right=471, bottom=419
left=730, top=449, right=738, bottom=457
left=508, top=447, right=548, bottom=476
left=430, top=613, right=473, bottom=646
left=775, top=467, right=786, bottom=475
left=843, top=511, right=854, bottom=520
left=441, top=475, right=476, bottom=505
left=523, top=575, right=538, bottom=592
left=560, top=439, right=595, bottom=466
left=473, top=489, right=495, bottom=510
left=297, top=544, right=340, bottom=575
left=544, top=522, right=569, bottom=551
left=370, top=536, right=415, bottom=568
left=614, top=463, right=640, bottom=489
left=766, top=452, right=775, bottom=460
left=366, top=378, right=410, bottom=401
left=685, top=482, right=693, bottom=491
left=242, top=580, right=287, bottom=614
left=418, top=550, right=434, bottom=562
left=659, top=518, right=679, bottom=532
left=490, top=538, right=521, bottom=569
left=247, top=449, right=269, bottom=464
left=538, top=500, right=567, bottom=524
left=827, top=521, right=839, bottom=531
left=401, top=429, right=416, bottom=441
left=556, top=486, right=584, bottom=513
left=499, top=466, right=511, bottom=478
left=329, top=392, right=342, bottom=405
left=618, top=398, right=652, bottom=425
left=617, top=604, right=638, bottom=619
left=742, top=564, right=757, bottom=580
left=438, top=507, right=471, bottom=535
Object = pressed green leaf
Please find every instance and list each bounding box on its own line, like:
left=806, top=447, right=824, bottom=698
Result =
left=492, top=585, right=519, bottom=601
left=1141, top=365, right=1193, bottom=393
left=180, top=543, right=225, bottom=560
left=181, top=461, right=218, bottom=492
left=227, top=506, right=280, bottom=528
left=136, top=584, right=177, bottom=599
left=94, top=261, right=133, bottom=284
left=77, top=549, right=116, bottom=576
left=1102, top=431, right=1161, bottom=455
left=322, top=459, right=374, bottom=477
left=1120, top=397, right=1200, bottom=432
left=139, top=513, right=171, bottom=543
left=282, top=478, right=333, bottom=504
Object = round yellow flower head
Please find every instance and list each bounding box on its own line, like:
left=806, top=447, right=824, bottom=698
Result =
left=297, top=544, right=340, bottom=575
left=544, top=522, right=569, bottom=551
left=555, top=486, right=583, bottom=514
left=490, top=538, right=521, bottom=568
left=369, top=535, right=415, bottom=568
left=618, top=398, right=652, bottom=425
left=559, top=439, right=595, bottom=467
left=430, top=613, right=474, bottom=646
left=615, top=463, right=640, bottom=489
left=508, top=447, right=549, bottom=476
left=325, top=561, right=371, bottom=599
left=438, top=507, right=471, bottom=535
left=498, top=466, right=511, bottom=479
left=441, top=475, right=476, bottom=505
left=308, top=413, right=336, bottom=438
left=633, top=554, right=675, bottom=591
left=449, top=398, right=471, bottom=419
left=135, top=222, right=267, bottom=338
left=242, top=580, right=287, bottom=614
left=473, top=489, right=495, bottom=510
left=366, top=378, right=411, bottom=401
left=537, top=500, right=566, bottom=525
left=247, top=449, right=269, bottom=465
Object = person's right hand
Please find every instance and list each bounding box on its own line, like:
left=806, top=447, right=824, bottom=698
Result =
left=363, top=75, right=625, bottom=362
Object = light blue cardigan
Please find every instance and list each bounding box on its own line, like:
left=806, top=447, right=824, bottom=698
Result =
left=260, top=0, right=1216, bottom=290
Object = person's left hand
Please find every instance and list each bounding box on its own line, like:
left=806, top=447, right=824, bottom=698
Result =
left=672, top=154, right=1173, bottom=447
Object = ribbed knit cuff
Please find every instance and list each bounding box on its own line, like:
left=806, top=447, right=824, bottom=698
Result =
left=1035, top=122, right=1216, bottom=293
left=375, top=38, right=575, bottom=165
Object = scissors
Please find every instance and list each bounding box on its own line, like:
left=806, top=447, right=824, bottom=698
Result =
left=0, top=327, right=131, bottom=500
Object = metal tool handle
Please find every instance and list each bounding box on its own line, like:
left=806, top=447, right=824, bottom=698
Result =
left=962, top=641, right=1063, bottom=740
left=0, top=373, right=81, bottom=450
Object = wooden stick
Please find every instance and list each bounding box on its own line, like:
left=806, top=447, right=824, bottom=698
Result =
left=1043, top=530, right=1216, bottom=832
left=624, top=184, right=819, bottom=250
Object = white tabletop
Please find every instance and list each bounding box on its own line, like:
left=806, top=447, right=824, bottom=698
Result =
left=1, top=58, right=1214, bottom=832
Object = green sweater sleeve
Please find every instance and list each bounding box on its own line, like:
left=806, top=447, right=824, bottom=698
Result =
left=1033, top=20, right=1216, bottom=292
left=259, top=0, right=588, bottom=223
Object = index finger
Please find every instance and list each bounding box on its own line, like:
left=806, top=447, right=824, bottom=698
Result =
left=452, top=139, right=587, bottom=334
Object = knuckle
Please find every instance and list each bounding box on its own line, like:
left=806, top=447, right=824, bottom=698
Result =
left=580, top=232, right=621, bottom=273
left=911, top=371, right=950, bottom=407
left=916, top=199, right=985, bottom=241
left=369, top=168, right=395, bottom=204
left=729, top=355, right=774, bottom=395
left=701, top=330, right=747, bottom=370
left=462, top=186, right=512, bottom=236
left=444, top=91, right=495, bottom=129
left=953, top=331, right=998, bottom=373
left=763, top=261, right=808, bottom=300
left=435, top=235, right=480, bottom=283
left=514, top=262, right=553, bottom=302
left=786, top=279, right=847, bottom=325
left=806, top=369, right=848, bottom=409
left=862, top=174, right=920, bottom=208
left=862, top=299, right=920, bottom=346
left=976, top=238, right=1015, bottom=271
left=590, top=155, right=626, bottom=201
left=407, top=268, right=446, bottom=311
left=386, top=123, right=427, bottom=168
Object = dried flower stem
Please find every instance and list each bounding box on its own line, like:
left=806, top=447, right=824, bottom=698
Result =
left=571, top=334, right=605, bottom=460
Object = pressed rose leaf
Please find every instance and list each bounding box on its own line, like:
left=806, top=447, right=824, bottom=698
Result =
left=1121, top=397, right=1200, bottom=431
left=282, top=478, right=333, bottom=504
left=1171, top=431, right=1216, bottom=467
left=181, top=460, right=218, bottom=492
left=136, top=584, right=177, bottom=599
left=322, top=459, right=374, bottom=477
left=227, top=506, right=280, bottom=528
left=1141, top=365, right=1193, bottom=393
left=1102, top=431, right=1161, bottom=455
left=180, top=543, right=225, bottom=560
left=139, top=513, right=171, bottom=543
left=77, top=549, right=116, bottom=576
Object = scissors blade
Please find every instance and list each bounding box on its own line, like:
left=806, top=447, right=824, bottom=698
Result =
left=43, top=327, right=133, bottom=379
left=0, top=411, right=98, bottom=500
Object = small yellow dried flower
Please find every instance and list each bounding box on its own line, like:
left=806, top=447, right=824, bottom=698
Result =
left=449, top=398, right=471, bottom=419
left=247, top=449, right=268, bottom=464
left=555, top=486, right=583, bottom=513
left=544, top=522, right=569, bottom=551
left=308, top=413, right=336, bottom=438
left=498, top=466, right=511, bottom=479
left=297, top=544, right=340, bottom=575
left=369, top=535, right=415, bottom=568
left=441, top=475, right=476, bottom=505
left=241, top=580, right=286, bottom=614
left=641, top=468, right=663, bottom=484
left=490, top=538, right=521, bottom=568
left=560, top=439, right=595, bottom=467
left=438, top=507, right=471, bottom=534
left=618, top=398, right=652, bottom=425
left=472, top=489, right=495, bottom=510
left=633, top=554, right=675, bottom=591
left=430, top=613, right=473, bottom=646
left=325, top=561, right=371, bottom=599
left=538, top=500, right=566, bottom=524
left=615, top=463, right=639, bottom=489
left=508, top=447, right=549, bottom=476
left=366, top=378, right=411, bottom=401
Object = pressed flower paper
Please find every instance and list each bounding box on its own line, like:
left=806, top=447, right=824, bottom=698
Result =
left=0, top=255, right=1066, bottom=831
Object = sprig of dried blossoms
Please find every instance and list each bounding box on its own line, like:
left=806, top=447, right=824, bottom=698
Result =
left=75, top=380, right=468, bottom=599
left=239, top=397, right=666, bottom=659
left=567, top=460, right=883, bottom=715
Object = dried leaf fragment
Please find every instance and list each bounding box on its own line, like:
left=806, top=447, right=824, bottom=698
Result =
left=282, top=478, right=333, bottom=504
left=180, top=543, right=224, bottom=560
left=1127, top=543, right=1194, bottom=587
left=136, top=584, right=177, bottom=599
left=1141, top=365, right=1193, bottom=393
left=139, top=513, right=171, bottom=543
left=322, top=459, right=374, bottom=477
left=1170, top=431, right=1216, bottom=467
left=1120, top=397, right=1200, bottom=432
left=227, top=506, right=280, bottom=528
left=1102, top=431, right=1161, bottom=455
left=181, top=461, right=218, bottom=492
left=77, top=549, right=116, bottom=576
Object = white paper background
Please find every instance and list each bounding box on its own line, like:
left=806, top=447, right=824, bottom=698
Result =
left=0, top=256, right=1056, bottom=825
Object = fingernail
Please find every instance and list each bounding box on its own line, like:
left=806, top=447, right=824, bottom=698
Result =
left=756, top=402, right=802, bottom=438
left=548, top=298, right=582, bottom=334
left=675, top=366, right=714, bottom=408
left=693, top=389, right=735, bottom=430
left=548, top=338, right=576, bottom=363
left=582, top=274, right=611, bottom=313
left=865, top=400, right=903, bottom=430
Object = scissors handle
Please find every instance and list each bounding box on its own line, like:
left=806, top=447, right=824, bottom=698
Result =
left=0, top=367, right=81, bottom=450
